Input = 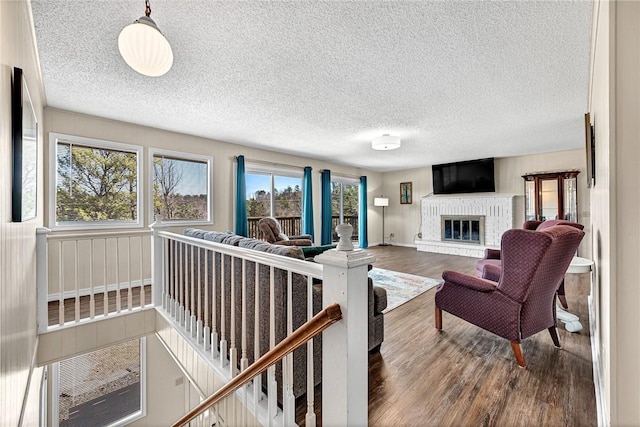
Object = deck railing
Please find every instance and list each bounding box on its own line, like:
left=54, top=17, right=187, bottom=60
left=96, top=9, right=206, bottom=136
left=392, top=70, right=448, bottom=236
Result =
left=247, top=215, right=359, bottom=241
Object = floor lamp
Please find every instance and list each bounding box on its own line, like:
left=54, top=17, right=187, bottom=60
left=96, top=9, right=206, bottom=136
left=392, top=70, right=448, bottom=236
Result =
left=374, top=197, right=389, bottom=246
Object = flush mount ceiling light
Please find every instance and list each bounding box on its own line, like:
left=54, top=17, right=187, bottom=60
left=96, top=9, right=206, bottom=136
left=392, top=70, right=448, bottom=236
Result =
left=118, top=0, right=173, bottom=77
left=372, top=134, right=401, bottom=150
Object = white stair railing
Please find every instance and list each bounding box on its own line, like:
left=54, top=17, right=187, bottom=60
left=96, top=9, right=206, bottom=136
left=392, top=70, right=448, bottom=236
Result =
left=150, top=220, right=372, bottom=426
left=36, top=227, right=152, bottom=332
left=35, top=220, right=371, bottom=425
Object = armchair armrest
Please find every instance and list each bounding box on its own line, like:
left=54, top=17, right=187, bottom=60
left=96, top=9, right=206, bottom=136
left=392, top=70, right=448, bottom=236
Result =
left=484, top=248, right=501, bottom=260
left=523, top=220, right=543, bottom=230
left=289, top=234, right=313, bottom=240
left=481, top=264, right=501, bottom=282
left=442, top=271, right=498, bottom=293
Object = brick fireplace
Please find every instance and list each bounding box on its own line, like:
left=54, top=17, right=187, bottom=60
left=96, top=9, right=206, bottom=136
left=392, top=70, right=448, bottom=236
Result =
left=416, top=194, right=516, bottom=258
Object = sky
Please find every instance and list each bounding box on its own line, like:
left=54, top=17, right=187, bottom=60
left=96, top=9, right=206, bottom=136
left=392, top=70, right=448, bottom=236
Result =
left=156, top=157, right=207, bottom=196
left=245, top=173, right=301, bottom=199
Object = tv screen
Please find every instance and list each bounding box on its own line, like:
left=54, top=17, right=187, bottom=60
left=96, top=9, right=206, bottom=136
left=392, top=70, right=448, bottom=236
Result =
left=432, top=158, right=496, bottom=194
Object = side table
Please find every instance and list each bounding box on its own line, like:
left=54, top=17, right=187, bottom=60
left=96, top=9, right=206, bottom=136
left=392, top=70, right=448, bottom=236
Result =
left=557, top=256, right=594, bottom=332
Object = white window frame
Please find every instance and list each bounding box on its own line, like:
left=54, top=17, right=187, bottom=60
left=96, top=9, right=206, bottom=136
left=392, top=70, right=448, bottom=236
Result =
left=245, top=164, right=304, bottom=217
left=49, top=133, right=143, bottom=231
left=51, top=337, right=147, bottom=427
left=148, top=148, right=214, bottom=226
left=331, top=175, right=360, bottom=244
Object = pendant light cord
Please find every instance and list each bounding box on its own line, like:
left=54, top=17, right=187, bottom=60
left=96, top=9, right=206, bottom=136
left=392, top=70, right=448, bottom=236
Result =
left=145, top=0, right=151, bottom=17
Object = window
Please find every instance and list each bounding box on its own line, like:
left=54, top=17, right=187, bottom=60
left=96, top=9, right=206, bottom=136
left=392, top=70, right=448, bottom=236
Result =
left=54, top=338, right=146, bottom=427
left=50, top=133, right=142, bottom=230
left=150, top=149, right=212, bottom=224
left=245, top=167, right=303, bottom=239
left=332, top=178, right=359, bottom=243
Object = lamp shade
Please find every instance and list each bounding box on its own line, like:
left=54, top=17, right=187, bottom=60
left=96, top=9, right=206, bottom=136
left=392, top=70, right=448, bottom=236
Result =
left=374, top=197, right=389, bottom=207
left=372, top=134, right=401, bottom=150
left=118, top=16, right=173, bottom=77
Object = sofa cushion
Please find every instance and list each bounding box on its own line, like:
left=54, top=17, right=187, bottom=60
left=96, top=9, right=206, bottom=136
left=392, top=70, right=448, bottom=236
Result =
left=184, top=228, right=212, bottom=240
left=238, top=239, right=272, bottom=252
left=221, top=235, right=244, bottom=246
left=264, top=244, right=305, bottom=260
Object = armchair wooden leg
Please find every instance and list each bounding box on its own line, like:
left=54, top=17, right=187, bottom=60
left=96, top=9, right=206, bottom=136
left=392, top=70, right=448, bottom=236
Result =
left=548, top=327, right=561, bottom=348
left=557, top=294, right=569, bottom=310
left=510, top=342, right=526, bottom=368
left=557, top=279, right=568, bottom=309
left=435, top=307, right=442, bottom=330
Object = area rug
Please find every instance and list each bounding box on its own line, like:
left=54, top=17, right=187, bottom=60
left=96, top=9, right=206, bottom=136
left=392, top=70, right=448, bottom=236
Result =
left=368, top=268, right=443, bottom=313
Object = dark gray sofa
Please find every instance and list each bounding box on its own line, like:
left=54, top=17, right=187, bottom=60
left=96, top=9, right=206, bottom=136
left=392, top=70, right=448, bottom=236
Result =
left=182, top=228, right=387, bottom=402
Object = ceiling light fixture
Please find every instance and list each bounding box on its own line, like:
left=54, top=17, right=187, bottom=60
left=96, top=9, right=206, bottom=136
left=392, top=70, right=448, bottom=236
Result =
left=372, top=134, right=401, bottom=150
left=118, top=0, right=173, bottom=77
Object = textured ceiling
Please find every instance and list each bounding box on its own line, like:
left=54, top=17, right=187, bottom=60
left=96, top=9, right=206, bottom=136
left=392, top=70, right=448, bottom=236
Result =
left=31, top=0, right=592, bottom=172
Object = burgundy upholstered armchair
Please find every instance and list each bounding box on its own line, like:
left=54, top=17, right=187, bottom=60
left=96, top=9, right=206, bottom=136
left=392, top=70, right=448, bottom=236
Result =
left=435, top=225, right=585, bottom=367
left=258, top=217, right=313, bottom=246
left=476, top=219, right=584, bottom=309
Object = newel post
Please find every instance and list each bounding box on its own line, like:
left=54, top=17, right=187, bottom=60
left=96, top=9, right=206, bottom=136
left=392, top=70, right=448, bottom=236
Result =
left=315, top=224, right=374, bottom=426
left=36, top=227, right=51, bottom=334
left=150, top=216, right=169, bottom=309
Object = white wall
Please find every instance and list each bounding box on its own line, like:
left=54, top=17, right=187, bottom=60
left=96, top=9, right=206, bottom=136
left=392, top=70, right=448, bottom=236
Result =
left=130, top=334, right=188, bottom=427
left=43, top=108, right=383, bottom=244
left=589, top=1, right=640, bottom=424
left=0, top=1, right=46, bottom=425
left=380, top=149, right=590, bottom=255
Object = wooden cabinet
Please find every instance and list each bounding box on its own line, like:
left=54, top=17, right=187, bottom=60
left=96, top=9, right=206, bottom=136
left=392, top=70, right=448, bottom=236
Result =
left=522, top=170, right=580, bottom=222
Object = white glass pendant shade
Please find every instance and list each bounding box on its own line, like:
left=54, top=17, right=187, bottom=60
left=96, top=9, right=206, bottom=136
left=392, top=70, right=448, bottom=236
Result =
left=372, top=134, right=401, bottom=150
left=118, top=16, right=173, bottom=77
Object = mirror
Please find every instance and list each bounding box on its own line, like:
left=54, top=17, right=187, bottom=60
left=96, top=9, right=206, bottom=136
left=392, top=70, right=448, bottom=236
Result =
left=12, top=67, right=38, bottom=222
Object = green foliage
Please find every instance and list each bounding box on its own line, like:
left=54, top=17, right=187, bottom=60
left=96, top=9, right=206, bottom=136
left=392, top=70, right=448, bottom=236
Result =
left=56, top=144, right=138, bottom=222
left=332, top=182, right=358, bottom=216
left=246, top=184, right=302, bottom=218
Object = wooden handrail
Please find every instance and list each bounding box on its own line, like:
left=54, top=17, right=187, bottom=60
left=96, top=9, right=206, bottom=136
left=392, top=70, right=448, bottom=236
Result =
left=171, top=303, right=343, bottom=427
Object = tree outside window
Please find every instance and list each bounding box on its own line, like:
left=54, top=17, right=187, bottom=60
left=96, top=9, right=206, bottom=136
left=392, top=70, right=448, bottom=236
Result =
left=152, top=153, right=210, bottom=222
left=331, top=180, right=359, bottom=242
left=55, top=141, right=139, bottom=225
left=245, top=171, right=303, bottom=239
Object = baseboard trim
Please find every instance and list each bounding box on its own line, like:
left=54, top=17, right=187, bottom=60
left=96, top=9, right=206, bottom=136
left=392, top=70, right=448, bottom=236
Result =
left=390, top=242, right=417, bottom=248
left=589, top=294, right=608, bottom=426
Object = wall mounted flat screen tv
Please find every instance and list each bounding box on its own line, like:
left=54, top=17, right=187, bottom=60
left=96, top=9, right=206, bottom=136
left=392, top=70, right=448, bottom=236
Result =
left=432, top=158, right=496, bottom=194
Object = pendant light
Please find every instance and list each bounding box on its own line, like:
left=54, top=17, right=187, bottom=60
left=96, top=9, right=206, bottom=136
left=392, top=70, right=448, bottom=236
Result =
left=118, top=0, right=173, bottom=77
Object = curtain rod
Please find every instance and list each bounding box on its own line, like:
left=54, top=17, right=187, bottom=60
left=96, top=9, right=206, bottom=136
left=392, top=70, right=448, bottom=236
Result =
left=236, top=156, right=308, bottom=171
left=319, top=169, right=362, bottom=180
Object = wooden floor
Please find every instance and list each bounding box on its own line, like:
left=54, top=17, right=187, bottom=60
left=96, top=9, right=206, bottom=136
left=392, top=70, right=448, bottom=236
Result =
left=48, top=285, right=152, bottom=326
left=49, top=246, right=597, bottom=426
left=365, top=245, right=596, bottom=426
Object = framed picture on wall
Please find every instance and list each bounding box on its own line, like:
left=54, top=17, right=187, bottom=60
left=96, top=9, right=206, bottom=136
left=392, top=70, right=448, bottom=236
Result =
left=400, top=182, right=412, bottom=204
left=12, top=67, right=38, bottom=222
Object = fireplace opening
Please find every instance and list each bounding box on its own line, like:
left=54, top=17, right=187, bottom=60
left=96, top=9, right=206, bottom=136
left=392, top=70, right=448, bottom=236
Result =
left=441, top=216, right=485, bottom=245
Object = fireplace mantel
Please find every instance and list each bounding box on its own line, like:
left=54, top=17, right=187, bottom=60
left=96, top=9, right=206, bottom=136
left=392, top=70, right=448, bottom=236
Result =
left=415, top=194, right=516, bottom=258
